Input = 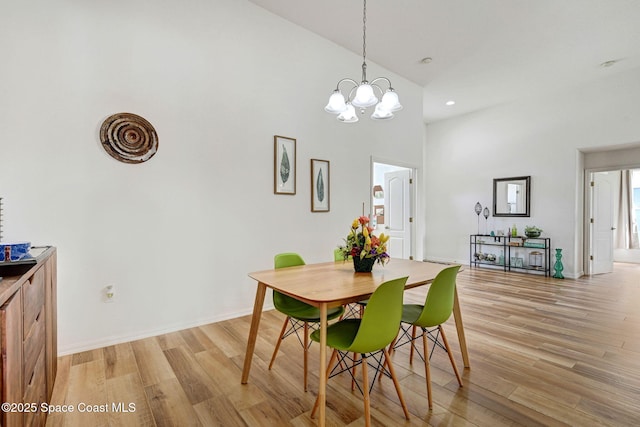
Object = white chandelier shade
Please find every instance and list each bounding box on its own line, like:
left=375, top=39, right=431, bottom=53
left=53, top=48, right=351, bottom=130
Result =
left=352, top=83, right=378, bottom=108
left=337, top=103, right=359, bottom=123
left=324, top=0, right=402, bottom=123
left=380, top=89, right=403, bottom=112
left=324, top=90, right=348, bottom=114
left=371, top=102, right=393, bottom=120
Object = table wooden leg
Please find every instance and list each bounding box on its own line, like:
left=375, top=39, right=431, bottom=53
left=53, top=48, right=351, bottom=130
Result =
left=318, top=303, right=327, bottom=426
left=452, top=288, right=470, bottom=368
left=241, top=282, right=267, bottom=384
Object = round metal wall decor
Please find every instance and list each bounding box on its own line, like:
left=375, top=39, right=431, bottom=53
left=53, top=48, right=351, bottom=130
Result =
left=100, top=113, right=158, bottom=163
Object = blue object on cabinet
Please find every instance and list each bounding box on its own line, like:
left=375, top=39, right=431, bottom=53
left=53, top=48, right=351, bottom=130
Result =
left=0, top=242, right=31, bottom=261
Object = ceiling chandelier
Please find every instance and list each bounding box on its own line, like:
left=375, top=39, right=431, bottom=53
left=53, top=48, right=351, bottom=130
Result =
left=324, top=0, right=402, bottom=123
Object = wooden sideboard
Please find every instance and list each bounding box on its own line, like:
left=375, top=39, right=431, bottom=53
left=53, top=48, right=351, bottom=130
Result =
left=0, top=247, right=57, bottom=427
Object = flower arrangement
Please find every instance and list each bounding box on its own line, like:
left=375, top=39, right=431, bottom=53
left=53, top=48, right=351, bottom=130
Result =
left=338, top=216, right=390, bottom=266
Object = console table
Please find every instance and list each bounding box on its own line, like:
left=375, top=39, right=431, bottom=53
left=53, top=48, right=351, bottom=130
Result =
left=470, top=234, right=551, bottom=276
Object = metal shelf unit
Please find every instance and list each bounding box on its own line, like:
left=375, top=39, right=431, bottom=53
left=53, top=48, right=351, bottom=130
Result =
left=470, top=234, right=551, bottom=277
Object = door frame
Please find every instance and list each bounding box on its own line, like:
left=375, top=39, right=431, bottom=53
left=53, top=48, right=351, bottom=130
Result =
left=371, top=156, right=420, bottom=261
left=584, top=164, right=640, bottom=274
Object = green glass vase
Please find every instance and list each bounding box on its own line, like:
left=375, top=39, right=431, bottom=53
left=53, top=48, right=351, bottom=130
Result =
left=553, top=248, right=564, bottom=279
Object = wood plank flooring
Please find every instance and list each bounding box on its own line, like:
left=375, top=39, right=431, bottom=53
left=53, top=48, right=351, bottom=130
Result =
left=46, top=263, right=640, bottom=426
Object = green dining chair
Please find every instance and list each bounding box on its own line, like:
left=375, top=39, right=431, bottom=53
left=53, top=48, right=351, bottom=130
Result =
left=334, top=248, right=368, bottom=319
left=333, top=247, right=347, bottom=261
left=391, top=264, right=463, bottom=409
left=269, top=253, right=345, bottom=392
left=310, top=276, right=410, bottom=425
left=334, top=248, right=364, bottom=319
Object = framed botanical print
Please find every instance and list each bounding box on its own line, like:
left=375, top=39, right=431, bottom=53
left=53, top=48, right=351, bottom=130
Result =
left=274, top=135, right=296, bottom=194
left=311, top=159, right=330, bottom=212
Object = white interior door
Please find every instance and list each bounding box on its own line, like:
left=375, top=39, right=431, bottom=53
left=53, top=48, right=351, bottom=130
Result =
left=384, top=170, right=411, bottom=259
left=592, top=172, right=614, bottom=274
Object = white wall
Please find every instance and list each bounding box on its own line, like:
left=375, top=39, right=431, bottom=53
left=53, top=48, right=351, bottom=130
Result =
left=423, top=67, right=640, bottom=278
left=0, top=0, right=423, bottom=354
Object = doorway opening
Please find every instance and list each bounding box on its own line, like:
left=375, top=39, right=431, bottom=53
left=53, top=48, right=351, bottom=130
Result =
left=585, top=168, right=640, bottom=274
left=371, top=159, right=417, bottom=260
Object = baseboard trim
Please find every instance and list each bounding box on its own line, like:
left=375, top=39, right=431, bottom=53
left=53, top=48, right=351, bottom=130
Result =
left=57, top=303, right=276, bottom=356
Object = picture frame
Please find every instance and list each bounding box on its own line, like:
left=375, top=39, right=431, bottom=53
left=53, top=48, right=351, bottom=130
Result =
left=493, top=176, right=531, bottom=217
left=274, top=135, right=296, bottom=195
left=311, top=159, right=330, bottom=212
left=374, top=205, right=384, bottom=224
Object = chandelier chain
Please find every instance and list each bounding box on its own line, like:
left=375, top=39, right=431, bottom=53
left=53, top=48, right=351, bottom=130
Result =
left=362, top=0, right=367, bottom=62
left=361, top=0, right=367, bottom=82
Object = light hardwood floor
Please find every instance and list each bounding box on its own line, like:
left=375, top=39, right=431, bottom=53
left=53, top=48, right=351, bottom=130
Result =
left=46, top=263, right=640, bottom=426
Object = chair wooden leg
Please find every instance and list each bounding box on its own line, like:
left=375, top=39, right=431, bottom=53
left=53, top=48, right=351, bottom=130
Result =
left=361, top=354, right=371, bottom=427
left=378, top=344, right=393, bottom=383
left=409, top=325, right=417, bottom=364
left=383, top=347, right=410, bottom=420
left=423, top=332, right=433, bottom=409
left=304, top=322, right=309, bottom=392
left=389, top=328, right=400, bottom=354
left=269, top=316, right=290, bottom=370
left=439, top=325, right=463, bottom=386
left=311, top=349, right=338, bottom=419
left=352, top=352, right=359, bottom=391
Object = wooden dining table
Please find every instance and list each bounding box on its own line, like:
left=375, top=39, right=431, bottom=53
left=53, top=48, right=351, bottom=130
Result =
left=241, top=259, right=470, bottom=426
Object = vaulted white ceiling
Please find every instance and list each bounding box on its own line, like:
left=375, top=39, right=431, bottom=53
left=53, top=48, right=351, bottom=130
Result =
left=248, top=0, right=640, bottom=123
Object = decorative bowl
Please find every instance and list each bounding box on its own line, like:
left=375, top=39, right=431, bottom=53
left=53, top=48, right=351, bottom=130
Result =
left=525, top=231, right=541, bottom=238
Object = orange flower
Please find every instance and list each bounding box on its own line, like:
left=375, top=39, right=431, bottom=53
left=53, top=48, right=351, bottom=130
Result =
left=358, top=216, right=369, bottom=225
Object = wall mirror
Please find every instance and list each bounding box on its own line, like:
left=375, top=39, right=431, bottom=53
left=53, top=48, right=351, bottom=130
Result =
left=493, top=176, right=531, bottom=217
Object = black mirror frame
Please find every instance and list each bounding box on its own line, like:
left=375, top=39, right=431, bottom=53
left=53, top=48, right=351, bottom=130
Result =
left=493, top=176, right=531, bottom=217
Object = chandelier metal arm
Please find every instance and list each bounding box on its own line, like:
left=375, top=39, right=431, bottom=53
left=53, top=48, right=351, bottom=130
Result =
left=334, top=78, right=359, bottom=92
left=333, top=78, right=360, bottom=102
left=334, top=77, right=394, bottom=101
left=370, top=83, right=385, bottom=99
left=370, top=76, right=393, bottom=90
left=370, top=77, right=395, bottom=98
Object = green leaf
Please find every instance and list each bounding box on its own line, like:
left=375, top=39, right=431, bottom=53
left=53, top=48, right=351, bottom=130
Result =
left=280, top=145, right=290, bottom=184
left=316, top=170, right=324, bottom=202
